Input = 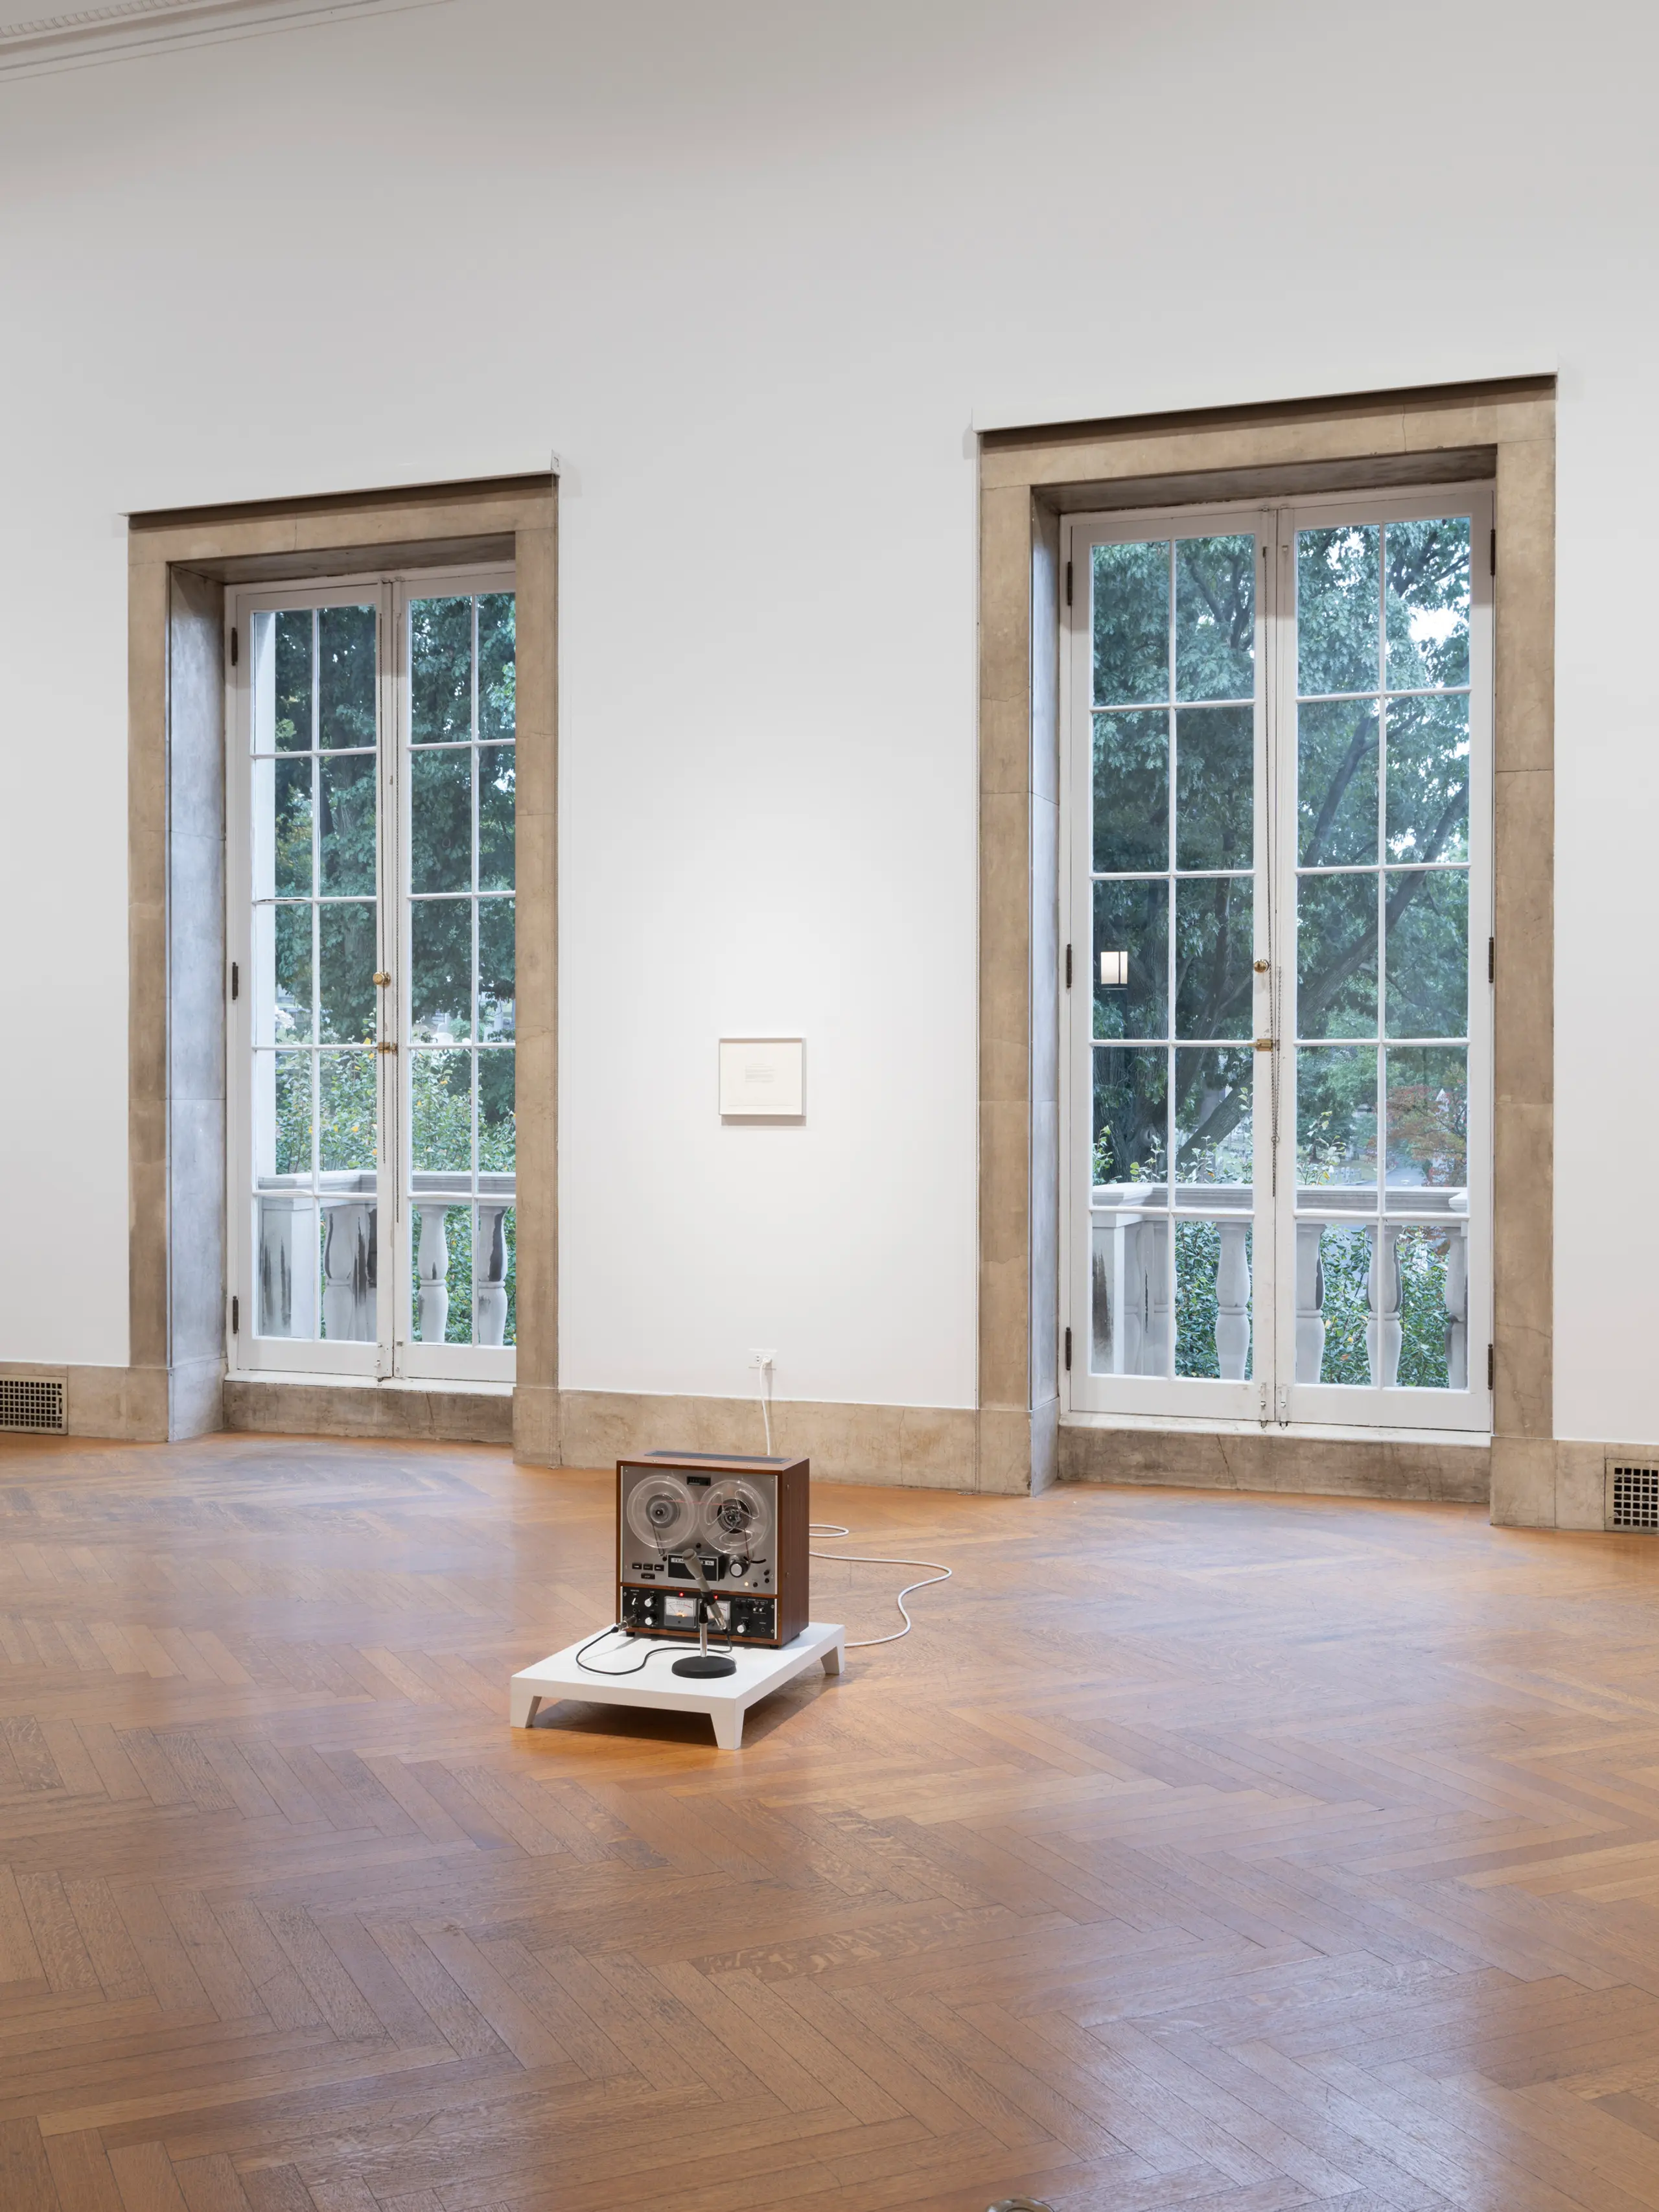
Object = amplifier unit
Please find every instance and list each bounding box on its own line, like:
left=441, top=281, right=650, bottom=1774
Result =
left=617, top=1452, right=809, bottom=1650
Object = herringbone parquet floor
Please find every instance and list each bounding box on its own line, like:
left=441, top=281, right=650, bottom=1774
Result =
left=3, top=1437, right=1659, bottom=2211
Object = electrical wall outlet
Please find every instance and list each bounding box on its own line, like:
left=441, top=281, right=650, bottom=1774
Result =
left=748, top=1349, right=776, bottom=1370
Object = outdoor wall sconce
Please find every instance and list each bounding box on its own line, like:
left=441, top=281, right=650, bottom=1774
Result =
left=1099, top=949, right=1129, bottom=989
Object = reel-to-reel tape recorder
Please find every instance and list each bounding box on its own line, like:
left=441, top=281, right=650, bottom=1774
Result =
left=617, top=1452, right=809, bottom=1649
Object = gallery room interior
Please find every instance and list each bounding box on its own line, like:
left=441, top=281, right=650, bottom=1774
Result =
left=0, top=1, right=1656, bottom=2206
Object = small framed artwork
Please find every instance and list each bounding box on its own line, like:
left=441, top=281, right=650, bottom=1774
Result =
left=719, top=1037, right=805, bottom=1119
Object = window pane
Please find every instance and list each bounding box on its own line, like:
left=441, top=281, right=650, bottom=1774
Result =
left=1175, top=1220, right=1252, bottom=1380
left=1093, top=540, right=1168, bottom=706
left=1175, top=535, right=1254, bottom=702
left=319, top=1199, right=376, bottom=1341
left=271, top=758, right=313, bottom=898
left=1175, top=876, right=1252, bottom=1040
left=478, top=745, right=516, bottom=891
left=273, top=610, right=312, bottom=750
left=1395, top=1225, right=1465, bottom=1389
left=478, top=593, right=516, bottom=738
left=272, top=1051, right=312, bottom=1176
left=1093, top=878, right=1166, bottom=1040
left=1174, top=1046, right=1252, bottom=1189
left=410, top=1047, right=472, bottom=1172
left=478, top=900, right=515, bottom=1040
left=410, top=747, right=472, bottom=893
left=1299, top=699, right=1378, bottom=866
left=318, top=605, right=377, bottom=749
left=479, top=1046, right=516, bottom=1172
left=318, top=1052, right=377, bottom=1172
left=1385, top=870, right=1467, bottom=1038
left=1386, top=693, right=1470, bottom=863
left=1297, top=872, right=1377, bottom=1038
left=411, top=596, right=472, bottom=743
left=1175, top=704, right=1252, bottom=870
left=1089, top=1208, right=1166, bottom=1378
left=410, top=899, right=473, bottom=1042
left=1386, top=1047, right=1467, bottom=1194
left=272, top=905, right=312, bottom=1043
left=1093, top=710, right=1167, bottom=873
left=1312, top=1224, right=1373, bottom=1383
left=1385, top=517, right=1470, bottom=692
left=1297, top=524, right=1379, bottom=695
left=1296, top=1045, right=1378, bottom=1193
left=257, top=1194, right=318, bottom=1338
left=1092, top=1046, right=1168, bottom=1187
left=317, top=901, right=377, bottom=1044
left=318, top=753, right=377, bottom=896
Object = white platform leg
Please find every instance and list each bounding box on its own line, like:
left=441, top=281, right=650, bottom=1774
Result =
left=822, top=1640, right=842, bottom=1676
left=510, top=1684, right=542, bottom=1728
left=712, top=1705, right=745, bottom=1749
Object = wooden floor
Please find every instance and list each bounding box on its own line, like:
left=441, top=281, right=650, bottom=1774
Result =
left=3, top=1443, right=1659, bottom=2211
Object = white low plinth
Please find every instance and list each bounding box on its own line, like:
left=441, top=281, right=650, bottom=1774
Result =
left=510, top=1622, right=845, bottom=1749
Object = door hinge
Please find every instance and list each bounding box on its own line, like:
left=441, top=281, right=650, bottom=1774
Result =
left=229, top=625, right=238, bottom=668
left=1488, top=935, right=1495, bottom=983
left=1064, top=943, right=1072, bottom=989
left=1065, top=559, right=1073, bottom=608
left=1489, top=528, right=1496, bottom=578
left=230, top=960, right=239, bottom=1001
left=1063, top=1325, right=1072, bottom=1373
left=1487, top=1342, right=1495, bottom=1390
left=231, top=1295, right=239, bottom=1335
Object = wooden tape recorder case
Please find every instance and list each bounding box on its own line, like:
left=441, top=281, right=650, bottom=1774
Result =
left=617, top=1452, right=809, bottom=1648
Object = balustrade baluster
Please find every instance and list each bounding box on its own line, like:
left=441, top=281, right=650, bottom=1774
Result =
left=1367, top=1224, right=1402, bottom=1388
left=1214, top=1219, right=1251, bottom=1380
left=415, top=1205, right=450, bottom=1343
left=321, top=1200, right=376, bottom=1342
left=475, top=1204, right=510, bottom=1347
left=1139, top=1218, right=1170, bottom=1377
left=1294, top=1219, right=1325, bottom=1384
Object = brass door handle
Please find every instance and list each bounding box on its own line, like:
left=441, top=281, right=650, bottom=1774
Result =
left=1253, top=1037, right=1275, bottom=1052
left=377, top=1041, right=398, bottom=1054
left=373, top=972, right=391, bottom=986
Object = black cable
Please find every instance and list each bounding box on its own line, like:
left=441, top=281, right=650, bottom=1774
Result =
left=574, top=1621, right=736, bottom=1677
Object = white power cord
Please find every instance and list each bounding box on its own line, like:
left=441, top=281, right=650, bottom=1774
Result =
left=809, top=1522, right=951, bottom=1648
left=754, top=1362, right=951, bottom=1648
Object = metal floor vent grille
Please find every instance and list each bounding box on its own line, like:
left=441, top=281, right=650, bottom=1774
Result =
left=1609, top=1465, right=1659, bottom=1532
left=0, top=1377, right=66, bottom=1433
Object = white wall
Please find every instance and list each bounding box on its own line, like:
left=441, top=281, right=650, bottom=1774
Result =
left=0, top=0, right=1653, bottom=1431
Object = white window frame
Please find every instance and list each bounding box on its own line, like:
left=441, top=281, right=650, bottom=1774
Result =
left=226, top=561, right=517, bottom=1386
left=1060, top=485, right=1493, bottom=1438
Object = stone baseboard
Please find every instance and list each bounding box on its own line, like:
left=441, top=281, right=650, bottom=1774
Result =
left=519, top=1390, right=1049, bottom=1493
left=222, top=1378, right=513, bottom=1445
left=0, top=1361, right=215, bottom=1442
left=1490, top=1436, right=1659, bottom=1530
left=1059, top=1421, right=1491, bottom=1504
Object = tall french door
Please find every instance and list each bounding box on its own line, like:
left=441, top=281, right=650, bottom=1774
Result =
left=226, top=565, right=517, bottom=1383
left=1063, top=489, right=1492, bottom=1433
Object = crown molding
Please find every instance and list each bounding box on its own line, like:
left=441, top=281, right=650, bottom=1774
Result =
left=0, top=0, right=450, bottom=76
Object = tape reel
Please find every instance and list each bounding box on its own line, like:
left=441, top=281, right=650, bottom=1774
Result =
left=625, top=1473, right=700, bottom=1554
left=700, top=1477, right=771, bottom=1557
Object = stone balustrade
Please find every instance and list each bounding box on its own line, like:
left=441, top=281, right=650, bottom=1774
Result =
left=255, top=1171, right=513, bottom=1345
left=1091, top=1183, right=1469, bottom=1388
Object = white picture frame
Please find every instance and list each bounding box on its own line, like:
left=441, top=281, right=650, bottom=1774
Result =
left=719, top=1037, right=805, bottom=1119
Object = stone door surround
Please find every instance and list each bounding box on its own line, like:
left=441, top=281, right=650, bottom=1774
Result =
left=978, top=378, right=1555, bottom=1509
